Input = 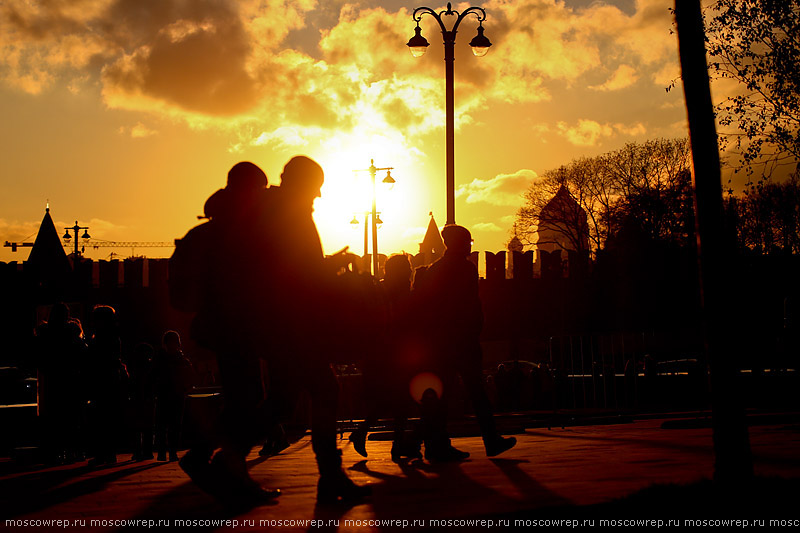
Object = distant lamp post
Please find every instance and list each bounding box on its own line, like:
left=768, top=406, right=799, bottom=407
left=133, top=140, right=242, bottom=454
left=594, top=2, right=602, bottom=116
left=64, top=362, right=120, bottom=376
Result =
left=63, top=221, right=91, bottom=256
left=351, top=211, right=384, bottom=261
left=408, top=2, right=491, bottom=225
left=354, top=160, right=395, bottom=277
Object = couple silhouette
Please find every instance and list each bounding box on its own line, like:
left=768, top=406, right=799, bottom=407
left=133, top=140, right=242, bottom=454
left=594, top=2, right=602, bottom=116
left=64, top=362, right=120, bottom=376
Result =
left=172, top=156, right=515, bottom=507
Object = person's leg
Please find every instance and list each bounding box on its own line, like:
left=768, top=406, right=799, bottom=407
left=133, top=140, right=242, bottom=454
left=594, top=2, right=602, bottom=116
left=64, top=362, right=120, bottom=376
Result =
left=181, top=346, right=281, bottom=502
left=303, top=359, right=370, bottom=503
left=154, top=399, right=167, bottom=461
left=456, top=350, right=516, bottom=457
left=217, top=351, right=265, bottom=456
left=167, top=396, right=183, bottom=461
left=458, top=358, right=498, bottom=438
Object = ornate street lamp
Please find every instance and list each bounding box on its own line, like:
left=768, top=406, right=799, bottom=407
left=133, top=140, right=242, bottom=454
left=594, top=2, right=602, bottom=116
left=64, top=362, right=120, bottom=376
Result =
left=408, top=2, right=491, bottom=225
left=354, top=160, right=395, bottom=277
left=63, top=221, right=91, bottom=256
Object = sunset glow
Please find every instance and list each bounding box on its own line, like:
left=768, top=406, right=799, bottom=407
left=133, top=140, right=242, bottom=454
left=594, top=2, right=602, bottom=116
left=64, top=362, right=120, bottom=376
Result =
left=0, top=0, right=709, bottom=262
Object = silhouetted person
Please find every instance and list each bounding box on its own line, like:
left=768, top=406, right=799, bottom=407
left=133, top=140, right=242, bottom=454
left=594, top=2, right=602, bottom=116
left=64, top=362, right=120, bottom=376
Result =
left=127, top=342, right=155, bottom=461
left=262, top=156, right=370, bottom=503
left=349, top=254, right=422, bottom=461
left=34, top=303, right=86, bottom=464
left=416, top=225, right=516, bottom=461
left=178, top=158, right=368, bottom=504
left=85, top=305, right=127, bottom=466
left=177, top=162, right=281, bottom=504
left=154, top=331, right=192, bottom=462
left=258, top=423, right=291, bottom=458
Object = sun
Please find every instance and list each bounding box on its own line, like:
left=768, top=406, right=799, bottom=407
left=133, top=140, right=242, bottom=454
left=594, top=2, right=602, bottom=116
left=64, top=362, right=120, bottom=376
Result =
left=310, top=130, right=437, bottom=260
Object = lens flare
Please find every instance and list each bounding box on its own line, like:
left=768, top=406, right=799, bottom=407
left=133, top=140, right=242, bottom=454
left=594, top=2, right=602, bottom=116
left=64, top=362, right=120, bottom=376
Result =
left=409, top=371, right=443, bottom=403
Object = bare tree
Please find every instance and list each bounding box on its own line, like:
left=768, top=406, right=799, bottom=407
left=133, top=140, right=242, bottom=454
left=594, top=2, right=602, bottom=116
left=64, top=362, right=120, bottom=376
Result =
left=607, top=138, right=694, bottom=246
left=514, top=138, right=693, bottom=255
left=732, top=173, right=800, bottom=253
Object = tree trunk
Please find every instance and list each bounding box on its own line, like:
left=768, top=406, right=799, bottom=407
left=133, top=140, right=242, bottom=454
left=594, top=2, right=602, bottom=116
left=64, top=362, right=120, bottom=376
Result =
left=675, top=0, right=754, bottom=484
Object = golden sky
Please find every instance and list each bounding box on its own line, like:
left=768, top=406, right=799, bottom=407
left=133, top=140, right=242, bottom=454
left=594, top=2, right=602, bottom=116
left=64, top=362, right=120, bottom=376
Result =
left=0, top=0, right=701, bottom=263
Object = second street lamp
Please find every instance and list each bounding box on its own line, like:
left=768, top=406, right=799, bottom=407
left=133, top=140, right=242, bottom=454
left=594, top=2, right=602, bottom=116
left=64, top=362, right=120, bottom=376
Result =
left=408, top=2, right=491, bottom=225
left=63, top=221, right=91, bottom=257
left=355, top=159, right=395, bottom=277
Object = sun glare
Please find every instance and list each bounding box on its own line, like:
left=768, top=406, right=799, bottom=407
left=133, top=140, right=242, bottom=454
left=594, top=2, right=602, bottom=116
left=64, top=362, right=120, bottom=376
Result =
left=312, top=130, right=436, bottom=259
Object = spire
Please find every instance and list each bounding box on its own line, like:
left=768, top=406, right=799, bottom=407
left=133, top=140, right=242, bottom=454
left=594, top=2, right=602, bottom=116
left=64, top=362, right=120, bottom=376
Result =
left=419, top=212, right=445, bottom=257
left=27, top=205, right=72, bottom=280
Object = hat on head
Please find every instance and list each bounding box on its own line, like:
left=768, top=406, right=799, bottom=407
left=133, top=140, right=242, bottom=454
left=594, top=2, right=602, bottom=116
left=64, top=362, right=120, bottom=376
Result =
left=227, top=162, right=267, bottom=192
left=280, top=156, right=324, bottom=190
left=441, top=224, right=472, bottom=248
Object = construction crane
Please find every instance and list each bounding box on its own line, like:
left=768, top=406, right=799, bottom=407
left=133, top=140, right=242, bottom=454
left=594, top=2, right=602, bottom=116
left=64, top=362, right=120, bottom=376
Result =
left=79, top=239, right=174, bottom=257
left=3, top=241, right=33, bottom=253
left=4, top=212, right=174, bottom=258
left=4, top=238, right=174, bottom=258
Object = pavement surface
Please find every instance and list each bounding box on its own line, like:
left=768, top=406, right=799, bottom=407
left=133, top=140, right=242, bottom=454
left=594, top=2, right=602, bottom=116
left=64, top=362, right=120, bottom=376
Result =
left=1, top=416, right=799, bottom=531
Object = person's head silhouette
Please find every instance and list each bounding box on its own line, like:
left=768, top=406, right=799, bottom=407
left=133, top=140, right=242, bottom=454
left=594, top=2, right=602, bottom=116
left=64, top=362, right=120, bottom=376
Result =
left=441, top=225, right=472, bottom=257
left=227, top=162, right=267, bottom=193
left=91, top=305, right=117, bottom=338
left=280, top=156, right=324, bottom=205
left=204, top=162, right=267, bottom=218
left=48, top=302, right=69, bottom=327
left=384, top=254, right=412, bottom=285
left=162, top=330, right=182, bottom=353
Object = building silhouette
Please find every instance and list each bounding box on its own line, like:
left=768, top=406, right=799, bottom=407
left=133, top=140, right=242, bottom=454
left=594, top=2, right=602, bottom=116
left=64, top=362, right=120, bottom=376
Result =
left=537, top=186, right=590, bottom=278
left=413, top=213, right=445, bottom=268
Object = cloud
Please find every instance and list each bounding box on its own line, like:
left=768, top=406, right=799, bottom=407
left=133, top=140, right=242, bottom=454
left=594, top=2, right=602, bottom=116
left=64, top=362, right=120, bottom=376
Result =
left=82, top=217, right=128, bottom=235
left=402, top=226, right=427, bottom=244
left=590, top=64, right=638, bottom=91
left=472, top=222, right=502, bottom=232
left=131, top=122, right=157, bottom=138
left=613, top=122, right=646, bottom=136
left=557, top=119, right=646, bottom=146
left=457, top=169, right=538, bottom=206
left=557, top=119, right=614, bottom=146
left=0, top=215, right=127, bottom=249
left=118, top=122, right=158, bottom=138
left=101, top=5, right=263, bottom=116
left=0, top=218, right=42, bottom=244
left=252, top=126, right=312, bottom=149
left=0, top=0, right=680, bottom=146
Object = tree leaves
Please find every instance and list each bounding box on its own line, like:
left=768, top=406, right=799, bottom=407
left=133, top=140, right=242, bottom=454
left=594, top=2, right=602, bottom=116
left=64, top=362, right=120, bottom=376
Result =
left=706, top=0, right=800, bottom=177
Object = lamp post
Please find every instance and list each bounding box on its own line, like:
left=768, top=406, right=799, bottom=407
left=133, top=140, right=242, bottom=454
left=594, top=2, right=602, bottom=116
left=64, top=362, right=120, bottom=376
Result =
left=351, top=211, right=384, bottom=261
left=62, top=221, right=91, bottom=257
left=354, top=160, right=395, bottom=277
left=408, top=2, right=491, bottom=225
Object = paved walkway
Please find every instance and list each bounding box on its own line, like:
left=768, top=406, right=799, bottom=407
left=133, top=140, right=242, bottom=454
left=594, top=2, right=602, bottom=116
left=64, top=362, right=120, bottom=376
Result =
left=1, top=417, right=799, bottom=531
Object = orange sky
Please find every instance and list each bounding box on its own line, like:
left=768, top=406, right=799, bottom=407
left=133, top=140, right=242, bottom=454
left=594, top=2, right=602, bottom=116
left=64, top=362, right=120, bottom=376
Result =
left=0, top=0, right=714, bottom=263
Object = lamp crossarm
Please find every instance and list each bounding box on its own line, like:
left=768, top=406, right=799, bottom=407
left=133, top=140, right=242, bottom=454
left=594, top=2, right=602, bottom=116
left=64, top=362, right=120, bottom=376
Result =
left=354, top=167, right=393, bottom=175
left=413, top=4, right=487, bottom=35
left=412, top=7, right=448, bottom=33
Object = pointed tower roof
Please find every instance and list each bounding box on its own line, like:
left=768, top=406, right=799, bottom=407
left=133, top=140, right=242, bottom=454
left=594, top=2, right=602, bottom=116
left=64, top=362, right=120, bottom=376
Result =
left=27, top=206, right=71, bottom=279
left=508, top=222, right=524, bottom=253
left=541, top=185, right=581, bottom=218
left=419, top=212, right=444, bottom=257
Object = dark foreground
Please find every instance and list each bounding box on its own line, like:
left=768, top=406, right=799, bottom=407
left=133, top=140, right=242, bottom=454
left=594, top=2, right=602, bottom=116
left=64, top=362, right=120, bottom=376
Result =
left=1, top=415, right=799, bottom=531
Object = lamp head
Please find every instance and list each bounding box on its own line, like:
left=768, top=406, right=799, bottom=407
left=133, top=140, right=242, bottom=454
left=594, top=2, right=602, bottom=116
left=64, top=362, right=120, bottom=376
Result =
left=63, top=230, right=72, bottom=240
left=382, top=170, right=395, bottom=186
left=469, top=24, right=492, bottom=57
left=82, top=230, right=91, bottom=239
left=407, top=25, right=429, bottom=58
